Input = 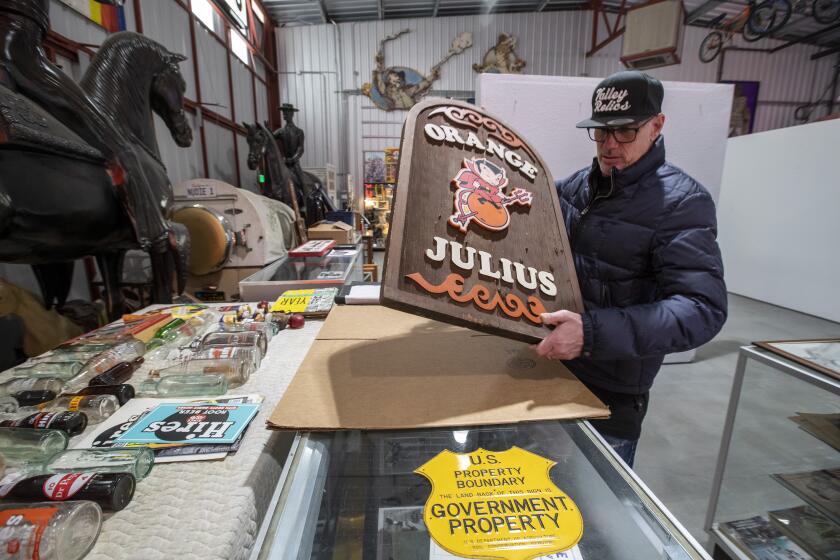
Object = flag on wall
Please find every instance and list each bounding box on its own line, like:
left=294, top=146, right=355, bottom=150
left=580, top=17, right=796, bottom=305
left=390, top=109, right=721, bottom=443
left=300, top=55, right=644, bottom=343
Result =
left=59, top=0, right=126, bottom=33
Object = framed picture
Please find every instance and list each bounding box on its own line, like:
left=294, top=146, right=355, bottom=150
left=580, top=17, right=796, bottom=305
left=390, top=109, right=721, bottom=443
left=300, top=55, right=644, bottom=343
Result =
left=754, top=338, right=840, bottom=380
left=721, top=80, right=760, bottom=137
left=364, top=151, right=386, bottom=183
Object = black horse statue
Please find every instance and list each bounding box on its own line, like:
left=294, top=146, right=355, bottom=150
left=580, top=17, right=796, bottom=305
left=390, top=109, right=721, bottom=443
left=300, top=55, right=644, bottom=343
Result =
left=243, top=121, right=336, bottom=227
left=0, top=30, right=192, bottom=318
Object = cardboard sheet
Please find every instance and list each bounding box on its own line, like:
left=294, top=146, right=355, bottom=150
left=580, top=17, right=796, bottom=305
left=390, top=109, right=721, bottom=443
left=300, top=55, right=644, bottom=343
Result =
left=268, top=306, right=608, bottom=430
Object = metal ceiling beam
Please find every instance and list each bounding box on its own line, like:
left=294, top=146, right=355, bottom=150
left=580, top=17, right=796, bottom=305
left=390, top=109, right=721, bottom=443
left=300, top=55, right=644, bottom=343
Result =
left=686, top=0, right=725, bottom=24
left=378, top=0, right=384, bottom=19
left=771, top=21, right=840, bottom=52
left=811, top=43, right=840, bottom=60
left=316, top=0, right=329, bottom=23
left=432, top=0, right=441, bottom=16
left=537, top=0, right=550, bottom=10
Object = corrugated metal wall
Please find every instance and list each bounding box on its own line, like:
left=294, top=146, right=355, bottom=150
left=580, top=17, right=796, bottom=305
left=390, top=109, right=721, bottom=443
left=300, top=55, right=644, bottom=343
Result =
left=276, top=11, right=838, bottom=203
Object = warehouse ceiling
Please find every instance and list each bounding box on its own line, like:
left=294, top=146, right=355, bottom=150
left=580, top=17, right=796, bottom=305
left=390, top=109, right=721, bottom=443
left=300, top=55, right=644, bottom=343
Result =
left=263, top=0, right=840, bottom=48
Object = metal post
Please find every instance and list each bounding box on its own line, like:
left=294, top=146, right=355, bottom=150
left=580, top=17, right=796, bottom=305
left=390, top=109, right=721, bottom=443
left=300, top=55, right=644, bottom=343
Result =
left=703, top=349, right=749, bottom=545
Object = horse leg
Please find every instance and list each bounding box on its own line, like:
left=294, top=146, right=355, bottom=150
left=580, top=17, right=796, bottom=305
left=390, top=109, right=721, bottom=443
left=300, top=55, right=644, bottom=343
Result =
left=169, top=222, right=191, bottom=295
left=96, top=252, right=126, bottom=320
left=31, top=261, right=75, bottom=310
left=149, top=250, right=174, bottom=305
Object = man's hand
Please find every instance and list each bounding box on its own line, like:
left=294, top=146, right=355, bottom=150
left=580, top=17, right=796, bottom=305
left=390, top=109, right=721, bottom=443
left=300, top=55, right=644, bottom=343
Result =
left=532, top=310, right=584, bottom=360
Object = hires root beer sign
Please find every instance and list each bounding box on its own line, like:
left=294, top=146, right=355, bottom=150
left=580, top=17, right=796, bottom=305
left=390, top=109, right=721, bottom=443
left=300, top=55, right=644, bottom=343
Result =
left=382, top=99, right=582, bottom=342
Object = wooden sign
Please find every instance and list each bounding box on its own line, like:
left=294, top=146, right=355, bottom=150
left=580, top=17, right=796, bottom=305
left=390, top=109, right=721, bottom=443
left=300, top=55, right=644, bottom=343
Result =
left=382, top=99, right=582, bottom=342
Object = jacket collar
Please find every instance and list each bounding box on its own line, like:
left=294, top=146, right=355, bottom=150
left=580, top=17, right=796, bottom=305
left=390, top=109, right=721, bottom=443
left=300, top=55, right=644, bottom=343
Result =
left=587, top=135, right=666, bottom=194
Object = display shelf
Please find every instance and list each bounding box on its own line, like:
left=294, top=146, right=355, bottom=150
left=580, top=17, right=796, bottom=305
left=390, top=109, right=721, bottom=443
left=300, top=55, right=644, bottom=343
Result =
left=704, top=346, right=840, bottom=560
left=254, top=421, right=711, bottom=559
left=364, top=183, right=394, bottom=250
left=238, top=245, right=364, bottom=300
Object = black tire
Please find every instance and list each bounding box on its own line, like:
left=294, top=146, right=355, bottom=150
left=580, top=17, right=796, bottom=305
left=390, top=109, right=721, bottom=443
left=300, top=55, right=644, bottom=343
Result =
left=748, top=0, right=793, bottom=35
left=813, top=0, right=840, bottom=23
left=699, top=31, right=724, bottom=63
left=742, top=23, right=764, bottom=41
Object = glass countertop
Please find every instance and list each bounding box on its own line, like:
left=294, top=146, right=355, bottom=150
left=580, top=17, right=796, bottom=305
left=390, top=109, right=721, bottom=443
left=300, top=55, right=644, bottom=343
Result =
left=255, top=420, right=709, bottom=560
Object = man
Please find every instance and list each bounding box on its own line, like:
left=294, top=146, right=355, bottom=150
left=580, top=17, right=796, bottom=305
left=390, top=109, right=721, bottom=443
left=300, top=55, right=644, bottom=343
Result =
left=534, top=71, right=727, bottom=467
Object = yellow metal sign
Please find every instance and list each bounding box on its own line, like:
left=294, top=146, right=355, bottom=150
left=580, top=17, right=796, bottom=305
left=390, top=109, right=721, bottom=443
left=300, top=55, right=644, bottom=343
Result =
left=415, top=446, right=583, bottom=560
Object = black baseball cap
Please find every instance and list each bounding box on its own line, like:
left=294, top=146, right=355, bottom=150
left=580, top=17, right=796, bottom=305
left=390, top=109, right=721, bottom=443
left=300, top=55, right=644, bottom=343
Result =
left=576, top=71, right=664, bottom=128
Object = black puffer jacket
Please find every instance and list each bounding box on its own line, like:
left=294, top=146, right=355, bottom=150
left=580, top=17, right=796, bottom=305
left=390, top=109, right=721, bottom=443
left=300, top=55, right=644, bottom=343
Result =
left=556, top=136, right=727, bottom=394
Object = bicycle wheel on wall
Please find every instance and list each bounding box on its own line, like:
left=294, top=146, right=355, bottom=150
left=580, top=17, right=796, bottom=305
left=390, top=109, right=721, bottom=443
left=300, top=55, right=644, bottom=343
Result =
left=748, top=0, right=793, bottom=35
left=813, top=0, right=840, bottom=23
left=742, top=23, right=764, bottom=41
left=699, top=31, right=724, bottom=63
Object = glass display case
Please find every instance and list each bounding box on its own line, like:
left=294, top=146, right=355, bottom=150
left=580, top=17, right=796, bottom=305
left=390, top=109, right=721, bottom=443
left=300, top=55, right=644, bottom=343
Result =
left=238, top=246, right=364, bottom=300
left=704, top=346, right=840, bottom=560
left=253, top=420, right=710, bottom=559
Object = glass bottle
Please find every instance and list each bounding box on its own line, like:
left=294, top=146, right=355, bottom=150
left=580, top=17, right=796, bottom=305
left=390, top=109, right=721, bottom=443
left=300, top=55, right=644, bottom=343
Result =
left=9, top=362, right=83, bottom=381
left=3, top=472, right=135, bottom=512
left=200, top=330, right=267, bottom=358
left=0, top=501, right=102, bottom=560
left=87, top=358, right=144, bottom=387
left=0, top=378, right=63, bottom=398
left=42, top=448, right=154, bottom=481
left=39, top=395, right=118, bottom=424
left=138, top=374, right=228, bottom=397
left=215, top=319, right=275, bottom=341
left=145, top=319, right=196, bottom=351
left=193, top=345, right=260, bottom=371
left=0, top=396, right=18, bottom=415
left=14, top=391, right=60, bottom=407
left=69, top=384, right=134, bottom=406
left=0, top=428, right=68, bottom=464
left=153, top=357, right=251, bottom=388
left=0, top=412, right=88, bottom=437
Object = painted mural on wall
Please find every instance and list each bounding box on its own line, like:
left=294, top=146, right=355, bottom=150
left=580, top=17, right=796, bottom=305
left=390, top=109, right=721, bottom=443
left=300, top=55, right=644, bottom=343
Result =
left=362, top=29, right=473, bottom=111
left=473, top=33, right=526, bottom=74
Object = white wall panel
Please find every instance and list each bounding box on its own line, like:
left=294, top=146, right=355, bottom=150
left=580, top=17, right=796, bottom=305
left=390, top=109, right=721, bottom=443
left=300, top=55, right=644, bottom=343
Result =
left=122, top=0, right=137, bottom=33
left=717, top=119, right=840, bottom=322
left=255, top=82, right=269, bottom=125
left=196, top=27, right=232, bottom=119
left=49, top=0, right=108, bottom=45
left=204, top=121, right=238, bottom=185
left=155, top=113, right=203, bottom=185
left=231, top=56, right=256, bottom=124
left=139, top=0, right=197, bottom=100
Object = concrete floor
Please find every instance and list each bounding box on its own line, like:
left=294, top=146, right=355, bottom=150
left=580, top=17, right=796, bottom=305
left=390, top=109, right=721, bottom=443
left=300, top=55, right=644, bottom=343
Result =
left=636, top=293, right=840, bottom=543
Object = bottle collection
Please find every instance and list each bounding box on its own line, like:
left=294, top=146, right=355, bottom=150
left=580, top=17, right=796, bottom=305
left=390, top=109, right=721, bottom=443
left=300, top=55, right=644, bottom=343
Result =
left=0, top=302, right=294, bottom=560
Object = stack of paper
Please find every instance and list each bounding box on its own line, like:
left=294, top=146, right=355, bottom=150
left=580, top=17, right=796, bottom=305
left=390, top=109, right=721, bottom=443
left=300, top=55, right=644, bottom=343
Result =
left=72, top=395, right=262, bottom=463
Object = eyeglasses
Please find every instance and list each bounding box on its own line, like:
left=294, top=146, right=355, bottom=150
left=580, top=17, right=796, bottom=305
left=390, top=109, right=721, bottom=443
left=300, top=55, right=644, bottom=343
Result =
left=586, top=118, right=653, bottom=143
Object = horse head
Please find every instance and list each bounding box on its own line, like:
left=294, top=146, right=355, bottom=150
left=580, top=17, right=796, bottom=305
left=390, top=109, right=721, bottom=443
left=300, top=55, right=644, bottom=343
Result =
left=151, top=52, right=192, bottom=148
left=244, top=121, right=268, bottom=170
left=81, top=32, right=193, bottom=156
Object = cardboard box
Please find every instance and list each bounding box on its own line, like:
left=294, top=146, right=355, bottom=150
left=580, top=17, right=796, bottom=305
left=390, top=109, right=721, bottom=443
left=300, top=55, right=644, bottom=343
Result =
left=307, top=220, right=355, bottom=244
left=268, top=306, right=608, bottom=431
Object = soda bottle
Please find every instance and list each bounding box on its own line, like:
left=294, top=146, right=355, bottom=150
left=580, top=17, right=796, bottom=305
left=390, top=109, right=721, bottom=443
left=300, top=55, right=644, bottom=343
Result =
left=0, top=412, right=88, bottom=437
left=138, top=374, right=228, bottom=397
left=42, top=448, right=154, bottom=481
left=87, top=358, right=144, bottom=387
left=68, top=384, right=134, bottom=406
left=2, top=472, right=135, bottom=512
left=38, top=395, right=119, bottom=424
left=0, top=378, right=63, bottom=398
left=9, top=362, right=83, bottom=381
left=0, top=501, right=102, bottom=560
left=0, top=428, right=68, bottom=464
